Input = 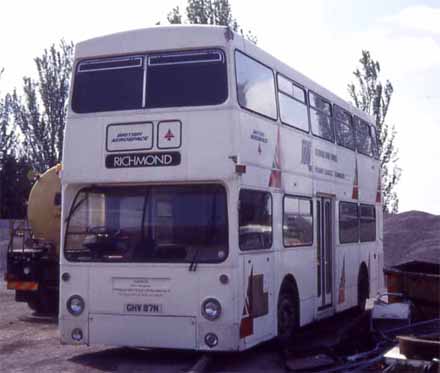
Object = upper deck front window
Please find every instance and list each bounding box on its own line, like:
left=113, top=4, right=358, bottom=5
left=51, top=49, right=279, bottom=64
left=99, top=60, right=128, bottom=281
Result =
left=72, top=49, right=228, bottom=113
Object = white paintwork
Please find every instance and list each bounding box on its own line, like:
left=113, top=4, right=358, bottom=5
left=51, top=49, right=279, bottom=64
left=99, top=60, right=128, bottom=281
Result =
left=372, top=302, right=411, bottom=320
left=59, top=25, right=383, bottom=352
left=106, top=122, right=153, bottom=152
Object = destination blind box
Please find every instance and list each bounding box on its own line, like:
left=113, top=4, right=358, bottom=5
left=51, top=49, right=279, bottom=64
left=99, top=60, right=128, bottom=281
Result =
left=105, top=151, right=181, bottom=169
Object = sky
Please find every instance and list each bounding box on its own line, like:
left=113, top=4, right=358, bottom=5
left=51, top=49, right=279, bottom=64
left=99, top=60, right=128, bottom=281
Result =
left=0, top=0, right=439, bottom=214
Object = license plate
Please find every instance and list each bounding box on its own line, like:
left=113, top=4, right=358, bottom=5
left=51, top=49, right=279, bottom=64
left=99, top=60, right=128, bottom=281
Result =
left=124, top=303, right=163, bottom=314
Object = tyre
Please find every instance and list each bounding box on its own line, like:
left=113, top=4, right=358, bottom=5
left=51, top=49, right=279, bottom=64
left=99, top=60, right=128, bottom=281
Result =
left=27, top=285, right=58, bottom=315
left=277, top=283, right=298, bottom=346
left=27, top=299, right=38, bottom=312
left=357, top=267, right=369, bottom=312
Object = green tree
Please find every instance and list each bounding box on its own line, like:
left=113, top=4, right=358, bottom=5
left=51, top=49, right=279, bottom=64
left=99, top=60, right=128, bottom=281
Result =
left=0, top=69, right=32, bottom=219
left=348, top=50, right=401, bottom=213
left=0, top=68, right=16, bottom=159
left=9, top=40, right=74, bottom=173
left=0, top=155, right=32, bottom=219
left=167, top=0, right=257, bottom=43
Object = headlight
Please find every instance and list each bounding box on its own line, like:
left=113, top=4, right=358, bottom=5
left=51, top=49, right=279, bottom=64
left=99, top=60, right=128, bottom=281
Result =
left=201, top=298, right=222, bottom=321
left=67, top=295, right=85, bottom=316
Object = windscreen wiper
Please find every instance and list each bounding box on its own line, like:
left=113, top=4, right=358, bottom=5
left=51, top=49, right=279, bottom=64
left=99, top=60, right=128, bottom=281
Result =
left=65, top=195, right=88, bottom=226
left=63, top=195, right=89, bottom=252
left=189, top=247, right=200, bottom=272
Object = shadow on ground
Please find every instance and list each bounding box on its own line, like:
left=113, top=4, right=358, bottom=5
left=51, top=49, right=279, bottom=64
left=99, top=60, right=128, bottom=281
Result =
left=68, top=340, right=284, bottom=372
left=18, top=313, right=58, bottom=324
left=69, top=347, right=201, bottom=372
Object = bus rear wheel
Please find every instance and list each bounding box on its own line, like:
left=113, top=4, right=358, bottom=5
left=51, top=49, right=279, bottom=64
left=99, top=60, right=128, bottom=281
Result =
left=357, top=266, right=369, bottom=312
left=277, top=284, right=298, bottom=346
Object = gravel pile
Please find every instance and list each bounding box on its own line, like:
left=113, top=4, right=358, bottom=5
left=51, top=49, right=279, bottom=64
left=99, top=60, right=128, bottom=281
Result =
left=384, top=210, right=440, bottom=267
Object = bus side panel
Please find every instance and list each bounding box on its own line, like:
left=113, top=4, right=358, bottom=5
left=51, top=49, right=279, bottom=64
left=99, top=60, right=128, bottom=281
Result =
left=280, top=247, right=316, bottom=327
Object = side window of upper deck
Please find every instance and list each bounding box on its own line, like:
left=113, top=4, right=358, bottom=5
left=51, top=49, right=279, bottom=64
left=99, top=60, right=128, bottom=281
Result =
left=334, top=105, right=355, bottom=150
left=239, top=190, right=272, bottom=250
left=277, top=75, right=309, bottom=132
left=370, top=125, right=380, bottom=159
left=235, top=51, right=277, bottom=120
left=309, top=92, right=334, bottom=142
left=354, top=117, right=373, bottom=156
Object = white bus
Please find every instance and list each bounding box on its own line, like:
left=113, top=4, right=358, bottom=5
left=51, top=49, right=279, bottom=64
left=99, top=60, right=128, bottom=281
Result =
left=59, top=25, right=384, bottom=351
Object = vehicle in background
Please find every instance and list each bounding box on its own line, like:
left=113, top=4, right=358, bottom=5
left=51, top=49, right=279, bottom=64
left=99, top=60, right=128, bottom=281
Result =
left=5, top=165, right=61, bottom=314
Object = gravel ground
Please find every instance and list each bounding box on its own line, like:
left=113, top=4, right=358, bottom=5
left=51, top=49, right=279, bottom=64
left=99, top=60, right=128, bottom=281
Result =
left=0, top=279, right=285, bottom=373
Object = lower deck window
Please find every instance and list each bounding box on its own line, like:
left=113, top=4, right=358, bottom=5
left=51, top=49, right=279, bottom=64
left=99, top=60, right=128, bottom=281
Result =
left=239, top=190, right=272, bottom=250
left=339, top=202, right=376, bottom=243
left=283, top=196, right=313, bottom=247
left=339, top=202, right=359, bottom=243
left=360, top=204, right=376, bottom=242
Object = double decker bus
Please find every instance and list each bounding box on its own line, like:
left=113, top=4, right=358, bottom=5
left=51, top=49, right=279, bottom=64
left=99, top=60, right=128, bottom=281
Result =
left=59, top=25, right=384, bottom=351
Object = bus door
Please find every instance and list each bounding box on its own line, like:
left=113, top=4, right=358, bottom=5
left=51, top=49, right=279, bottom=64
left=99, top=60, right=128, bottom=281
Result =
left=316, top=197, right=334, bottom=312
left=238, top=190, right=275, bottom=346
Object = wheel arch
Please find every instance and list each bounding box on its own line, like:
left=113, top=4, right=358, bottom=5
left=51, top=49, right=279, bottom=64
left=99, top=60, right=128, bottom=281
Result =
left=277, top=274, right=300, bottom=325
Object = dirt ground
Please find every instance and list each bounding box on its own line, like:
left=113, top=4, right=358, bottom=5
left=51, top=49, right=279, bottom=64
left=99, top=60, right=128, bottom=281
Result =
left=0, top=279, right=285, bottom=373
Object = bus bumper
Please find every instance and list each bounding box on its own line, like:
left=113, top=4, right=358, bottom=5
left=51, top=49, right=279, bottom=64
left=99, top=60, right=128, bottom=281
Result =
left=60, top=314, right=239, bottom=351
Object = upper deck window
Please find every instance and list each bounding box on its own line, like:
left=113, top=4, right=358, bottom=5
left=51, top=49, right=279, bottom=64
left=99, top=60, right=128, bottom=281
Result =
left=309, top=92, right=334, bottom=142
left=235, top=51, right=277, bottom=120
left=334, top=105, right=355, bottom=150
left=146, top=50, right=227, bottom=108
left=71, top=49, right=227, bottom=113
left=73, top=56, right=144, bottom=113
left=277, top=75, right=309, bottom=132
left=370, top=125, right=380, bottom=159
left=354, top=117, right=373, bottom=156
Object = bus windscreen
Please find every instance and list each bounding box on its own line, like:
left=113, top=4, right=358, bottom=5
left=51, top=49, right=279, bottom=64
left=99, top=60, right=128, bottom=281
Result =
left=64, top=185, right=228, bottom=263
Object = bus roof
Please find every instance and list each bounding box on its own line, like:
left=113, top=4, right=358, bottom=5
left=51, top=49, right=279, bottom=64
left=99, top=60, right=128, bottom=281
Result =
left=75, top=25, right=229, bottom=59
left=75, top=25, right=375, bottom=125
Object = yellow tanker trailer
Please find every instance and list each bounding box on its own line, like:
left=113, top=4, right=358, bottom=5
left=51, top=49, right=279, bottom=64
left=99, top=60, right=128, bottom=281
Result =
left=5, top=165, right=61, bottom=314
